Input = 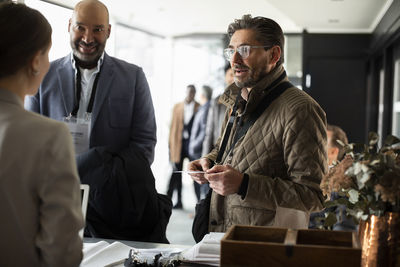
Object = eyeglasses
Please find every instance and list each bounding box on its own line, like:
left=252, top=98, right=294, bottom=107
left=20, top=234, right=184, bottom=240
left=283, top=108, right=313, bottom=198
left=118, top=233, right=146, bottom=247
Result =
left=223, top=45, right=271, bottom=61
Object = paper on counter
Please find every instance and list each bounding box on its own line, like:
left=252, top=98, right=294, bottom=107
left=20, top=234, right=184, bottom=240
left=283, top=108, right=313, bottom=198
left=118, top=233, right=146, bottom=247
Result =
left=181, top=232, right=225, bottom=266
left=82, top=241, right=131, bottom=267
left=81, top=241, right=186, bottom=267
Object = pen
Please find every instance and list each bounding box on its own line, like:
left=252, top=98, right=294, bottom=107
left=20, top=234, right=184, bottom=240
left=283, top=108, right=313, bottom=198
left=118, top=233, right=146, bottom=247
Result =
left=173, top=170, right=206, bottom=174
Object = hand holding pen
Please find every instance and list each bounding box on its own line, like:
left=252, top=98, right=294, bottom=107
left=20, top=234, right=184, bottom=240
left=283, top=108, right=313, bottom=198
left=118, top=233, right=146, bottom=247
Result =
left=186, top=158, right=213, bottom=184
left=187, top=158, right=245, bottom=196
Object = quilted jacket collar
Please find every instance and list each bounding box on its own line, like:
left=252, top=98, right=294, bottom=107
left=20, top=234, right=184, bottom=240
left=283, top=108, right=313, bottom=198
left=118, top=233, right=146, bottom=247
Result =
left=219, top=64, right=287, bottom=115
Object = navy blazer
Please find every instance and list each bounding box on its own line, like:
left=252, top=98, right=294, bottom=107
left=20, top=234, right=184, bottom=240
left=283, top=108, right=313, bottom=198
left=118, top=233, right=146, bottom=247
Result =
left=189, top=101, right=210, bottom=160
left=25, top=53, right=157, bottom=164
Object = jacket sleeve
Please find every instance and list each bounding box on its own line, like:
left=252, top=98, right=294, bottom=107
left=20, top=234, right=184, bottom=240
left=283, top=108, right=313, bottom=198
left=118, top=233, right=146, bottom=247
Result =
left=244, top=102, right=327, bottom=213
left=128, top=68, right=157, bottom=164
left=204, top=105, right=230, bottom=163
left=202, top=99, right=216, bottom=156
left=36, top=123, right=84, bottom=267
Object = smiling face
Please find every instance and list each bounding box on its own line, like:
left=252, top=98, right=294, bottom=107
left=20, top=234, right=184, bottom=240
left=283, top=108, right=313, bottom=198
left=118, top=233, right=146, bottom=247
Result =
left=229, top=29, right=279, bottom=90
left=68, top=0, right=110, bottom=69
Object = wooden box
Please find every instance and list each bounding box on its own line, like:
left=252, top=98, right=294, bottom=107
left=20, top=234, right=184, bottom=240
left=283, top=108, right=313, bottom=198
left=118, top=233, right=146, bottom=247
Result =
left=220, top=225, right=361, bottom=267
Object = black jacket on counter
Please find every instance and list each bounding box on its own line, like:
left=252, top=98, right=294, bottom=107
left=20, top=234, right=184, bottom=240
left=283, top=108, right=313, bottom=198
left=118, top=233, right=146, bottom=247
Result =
left=77, top=147, right=172, bottom=243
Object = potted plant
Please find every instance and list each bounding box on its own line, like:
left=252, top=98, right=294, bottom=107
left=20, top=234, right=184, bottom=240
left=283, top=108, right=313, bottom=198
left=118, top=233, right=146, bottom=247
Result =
left=320, top=132, right=400, bottom=267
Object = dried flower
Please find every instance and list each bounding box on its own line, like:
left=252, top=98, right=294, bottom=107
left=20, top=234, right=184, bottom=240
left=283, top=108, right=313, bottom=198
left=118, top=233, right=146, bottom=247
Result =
left=321, top=156, right=354, bottom=198
left=323, top=132, right=400, bottom=225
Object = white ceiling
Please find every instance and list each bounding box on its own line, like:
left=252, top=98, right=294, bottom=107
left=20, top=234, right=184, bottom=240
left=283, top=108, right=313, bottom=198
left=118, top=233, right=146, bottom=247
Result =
left=54, top=0, right=393, bottom=37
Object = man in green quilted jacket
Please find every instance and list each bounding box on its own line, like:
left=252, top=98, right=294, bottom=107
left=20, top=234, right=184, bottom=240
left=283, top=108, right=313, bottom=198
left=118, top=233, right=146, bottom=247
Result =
left=188, top=14, right=327, bottom=234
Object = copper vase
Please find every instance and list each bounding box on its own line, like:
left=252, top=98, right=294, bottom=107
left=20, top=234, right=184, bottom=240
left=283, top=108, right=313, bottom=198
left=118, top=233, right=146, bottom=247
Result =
left=358, top=212, right=400, bottom=267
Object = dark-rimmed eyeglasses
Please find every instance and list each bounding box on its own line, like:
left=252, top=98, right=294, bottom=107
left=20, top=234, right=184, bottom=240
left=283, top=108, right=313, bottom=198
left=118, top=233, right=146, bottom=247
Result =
left=223, top=45, right=271, bottom=61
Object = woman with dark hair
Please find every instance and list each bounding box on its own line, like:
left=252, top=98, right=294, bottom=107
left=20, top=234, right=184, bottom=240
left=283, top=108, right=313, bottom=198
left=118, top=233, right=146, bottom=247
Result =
left=0, top=2, right=83, bottom=266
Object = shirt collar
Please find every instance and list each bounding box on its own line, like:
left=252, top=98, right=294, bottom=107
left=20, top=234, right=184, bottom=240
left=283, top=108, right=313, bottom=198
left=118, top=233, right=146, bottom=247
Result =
left=70, top=52, right=105, bottom=72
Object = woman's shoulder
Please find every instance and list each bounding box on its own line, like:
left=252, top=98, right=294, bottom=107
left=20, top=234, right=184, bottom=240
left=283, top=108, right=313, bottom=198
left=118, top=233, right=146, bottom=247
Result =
left=1, top=108, right=71, bottom=156
left=17, top=109, right=69, bottom=139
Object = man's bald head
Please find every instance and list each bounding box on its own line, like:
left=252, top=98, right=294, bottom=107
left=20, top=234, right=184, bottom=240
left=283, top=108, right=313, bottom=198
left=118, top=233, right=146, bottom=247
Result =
left=69, top=0, right=111, bottom=68
left=73, top=0, right=109, bottom=24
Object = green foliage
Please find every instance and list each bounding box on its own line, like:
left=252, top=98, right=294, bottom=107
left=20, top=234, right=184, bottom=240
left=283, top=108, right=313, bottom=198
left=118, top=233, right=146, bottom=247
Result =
left=324, top=132, right=400, bottom=226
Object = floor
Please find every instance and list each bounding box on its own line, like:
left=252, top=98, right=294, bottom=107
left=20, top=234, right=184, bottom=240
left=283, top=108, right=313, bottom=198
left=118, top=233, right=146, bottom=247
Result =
left=165, top=205, right=196, bottom=246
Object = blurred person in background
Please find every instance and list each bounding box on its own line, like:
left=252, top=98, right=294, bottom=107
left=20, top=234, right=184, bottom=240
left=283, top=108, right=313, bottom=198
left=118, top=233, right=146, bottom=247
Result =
left=202, top=65, right=234, bottom=155
left=168, top=85, right=199, bottom=209
left=309, top=124, right=354, bottom=231
left=189, top=85, right=213, bottom=202
left=326, top=124, right=348, bottom=167
left=0, top=2, right=83, bottom=266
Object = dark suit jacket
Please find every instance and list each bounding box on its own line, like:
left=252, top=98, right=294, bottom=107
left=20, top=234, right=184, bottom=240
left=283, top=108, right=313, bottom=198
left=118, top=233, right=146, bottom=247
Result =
left=77, top=147, right=172, bottom=242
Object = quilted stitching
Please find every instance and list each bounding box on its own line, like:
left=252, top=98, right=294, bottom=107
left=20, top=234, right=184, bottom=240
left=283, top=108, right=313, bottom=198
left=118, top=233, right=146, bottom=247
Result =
left=206, top=67, right=327, bottom=232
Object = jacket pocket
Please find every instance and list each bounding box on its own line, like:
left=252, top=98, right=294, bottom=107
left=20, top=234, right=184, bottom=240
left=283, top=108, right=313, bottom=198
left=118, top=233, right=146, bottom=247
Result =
left=228, top=205, right=275, bottom=226
left=109, top=98, right=131, bottom=128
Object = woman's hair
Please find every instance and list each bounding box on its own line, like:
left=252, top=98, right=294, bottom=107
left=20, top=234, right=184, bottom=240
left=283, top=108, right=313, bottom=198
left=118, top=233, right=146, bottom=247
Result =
left=0, top=2, right=52, bottom=79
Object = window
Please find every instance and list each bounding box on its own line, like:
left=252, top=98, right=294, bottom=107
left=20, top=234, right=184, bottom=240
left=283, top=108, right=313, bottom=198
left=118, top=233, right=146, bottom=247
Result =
left=171, top=36, right=226, bottom=101
left=25, top=0, right=72, bottom=61
left=284, top=35, right=303, bottom=88
left=392, top=59, right=400, bottom=136
left=378, top=69, right=385, bottom=146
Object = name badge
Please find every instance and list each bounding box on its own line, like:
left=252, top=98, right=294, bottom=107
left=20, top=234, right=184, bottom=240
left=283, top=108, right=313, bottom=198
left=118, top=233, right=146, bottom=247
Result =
left=63, top=114, right=91, bottom=154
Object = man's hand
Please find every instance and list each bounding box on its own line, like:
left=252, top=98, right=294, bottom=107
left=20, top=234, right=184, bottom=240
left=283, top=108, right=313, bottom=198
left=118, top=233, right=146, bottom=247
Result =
left=205, top=164, right=244, bottom=196
left=188, top=158, right=212, bottom=184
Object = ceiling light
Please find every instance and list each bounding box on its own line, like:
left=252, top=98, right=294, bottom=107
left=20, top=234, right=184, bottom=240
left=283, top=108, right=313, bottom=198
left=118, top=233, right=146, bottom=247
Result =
left=328, top=19, right=340, bottom=23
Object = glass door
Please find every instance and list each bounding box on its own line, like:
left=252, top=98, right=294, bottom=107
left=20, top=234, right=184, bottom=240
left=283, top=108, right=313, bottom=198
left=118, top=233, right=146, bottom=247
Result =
left=391, top=41, right=400, bottom=137
left=378, top=68, right=385, bottom=146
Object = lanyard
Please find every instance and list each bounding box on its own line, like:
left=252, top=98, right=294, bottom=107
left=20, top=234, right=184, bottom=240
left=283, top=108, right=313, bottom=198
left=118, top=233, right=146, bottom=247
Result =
left=70, top=65, right=101, bottom=117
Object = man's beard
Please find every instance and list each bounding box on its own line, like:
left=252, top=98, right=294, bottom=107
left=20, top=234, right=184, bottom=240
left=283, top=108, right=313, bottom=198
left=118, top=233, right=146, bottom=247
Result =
left=234, top=64, right=268, bottom=89
left=71, top=39, right=104, bottom=69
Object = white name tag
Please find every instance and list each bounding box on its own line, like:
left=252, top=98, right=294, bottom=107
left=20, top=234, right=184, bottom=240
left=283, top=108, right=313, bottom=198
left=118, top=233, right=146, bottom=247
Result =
left=63, top=115, right=91, bottom=154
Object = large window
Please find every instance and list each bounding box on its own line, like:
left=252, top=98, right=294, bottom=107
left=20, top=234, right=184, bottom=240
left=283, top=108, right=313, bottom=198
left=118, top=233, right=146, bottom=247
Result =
left=284, top=35, right=303, bottom=88
left=392, top=56, right=400, bottom=136
left=24, top=0, right=72, bottom=61
left=171, top=36, right=226, bottom=100
left=378, top=69, right=385, bottom=146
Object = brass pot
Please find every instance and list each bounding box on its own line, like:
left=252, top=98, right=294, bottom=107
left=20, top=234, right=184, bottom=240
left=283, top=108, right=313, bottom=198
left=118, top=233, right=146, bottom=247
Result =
left=358, top=212, right=400, bottom=267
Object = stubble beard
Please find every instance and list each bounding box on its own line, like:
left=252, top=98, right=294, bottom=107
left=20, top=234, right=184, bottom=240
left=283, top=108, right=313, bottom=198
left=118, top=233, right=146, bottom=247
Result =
left=234, top=67, right=268, bottom=89
left=71, top=39, right=105, bottom=68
